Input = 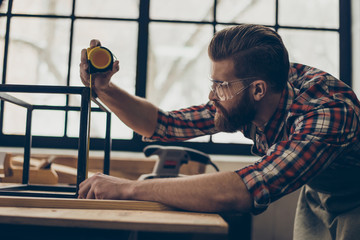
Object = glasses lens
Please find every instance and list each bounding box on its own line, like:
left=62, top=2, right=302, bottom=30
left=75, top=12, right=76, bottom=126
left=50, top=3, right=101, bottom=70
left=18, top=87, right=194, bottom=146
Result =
left=216, top=85, right=226, bottom=101
left=219, top=82, right=236, bottom=101
left=210, top=77, right=256, bottom=101
left=210, top=82, right=216, bottom=92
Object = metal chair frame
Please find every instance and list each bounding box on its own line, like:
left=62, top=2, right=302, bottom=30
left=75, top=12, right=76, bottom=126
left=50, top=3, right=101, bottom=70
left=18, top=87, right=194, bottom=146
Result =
left=0, top=84, right=111, bottom=198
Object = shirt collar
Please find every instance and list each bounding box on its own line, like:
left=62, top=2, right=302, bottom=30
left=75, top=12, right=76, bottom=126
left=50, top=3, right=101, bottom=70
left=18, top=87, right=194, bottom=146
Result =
left=261, top=82, right=296, bottom=145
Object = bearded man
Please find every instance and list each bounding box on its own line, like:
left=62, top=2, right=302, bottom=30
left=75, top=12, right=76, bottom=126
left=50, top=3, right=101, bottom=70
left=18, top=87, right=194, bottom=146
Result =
left=79, top=24, right=360, bottom=239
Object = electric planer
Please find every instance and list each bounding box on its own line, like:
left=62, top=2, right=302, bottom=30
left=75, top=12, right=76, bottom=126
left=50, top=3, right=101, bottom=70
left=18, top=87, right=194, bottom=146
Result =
left=139, top=145, right=219, bottom=180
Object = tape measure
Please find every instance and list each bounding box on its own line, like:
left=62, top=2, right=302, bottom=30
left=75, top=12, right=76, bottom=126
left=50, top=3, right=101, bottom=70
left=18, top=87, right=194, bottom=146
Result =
left=85, top=46, right=114, bottom=178
left=87, top=46, right=114, bottom=74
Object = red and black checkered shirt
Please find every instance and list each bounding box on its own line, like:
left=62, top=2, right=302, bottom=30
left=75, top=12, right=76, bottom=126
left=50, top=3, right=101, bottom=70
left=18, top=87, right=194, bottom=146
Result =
left=144, top=63, right=360, bottom=213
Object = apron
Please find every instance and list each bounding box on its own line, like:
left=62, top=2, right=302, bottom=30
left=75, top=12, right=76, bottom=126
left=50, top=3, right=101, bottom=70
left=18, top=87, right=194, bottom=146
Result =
left=293, top=162, right=360, bottom=240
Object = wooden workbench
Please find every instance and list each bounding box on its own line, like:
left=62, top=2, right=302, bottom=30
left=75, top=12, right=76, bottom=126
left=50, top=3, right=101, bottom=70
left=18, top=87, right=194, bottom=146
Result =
left=0, top=195, right=228, bottom=240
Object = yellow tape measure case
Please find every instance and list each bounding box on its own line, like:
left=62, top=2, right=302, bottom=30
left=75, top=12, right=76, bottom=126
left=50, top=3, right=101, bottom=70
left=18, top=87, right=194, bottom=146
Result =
left=87, top=46, right=114, bottom=74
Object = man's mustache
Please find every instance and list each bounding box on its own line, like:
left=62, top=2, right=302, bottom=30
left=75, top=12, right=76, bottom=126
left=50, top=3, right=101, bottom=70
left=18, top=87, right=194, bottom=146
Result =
left=213, top=101, right=229, bottom=118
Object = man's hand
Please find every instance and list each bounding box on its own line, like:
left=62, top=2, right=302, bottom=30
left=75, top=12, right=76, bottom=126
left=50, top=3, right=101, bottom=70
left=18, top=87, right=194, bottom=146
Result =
left=79, top=39, right=120, bottom=92
left=78, top=173, right=134, bottom=200
left=77, top=171, right=252, bottom=213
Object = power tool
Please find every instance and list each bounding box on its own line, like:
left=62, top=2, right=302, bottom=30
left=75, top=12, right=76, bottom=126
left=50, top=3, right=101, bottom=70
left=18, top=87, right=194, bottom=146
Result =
left=138, top=145, right=219, bottom=180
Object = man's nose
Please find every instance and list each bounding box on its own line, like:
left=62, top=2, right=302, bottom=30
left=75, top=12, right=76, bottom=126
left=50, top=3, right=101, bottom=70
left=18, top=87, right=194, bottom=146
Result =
left=208, top=90, right=218, bottom=101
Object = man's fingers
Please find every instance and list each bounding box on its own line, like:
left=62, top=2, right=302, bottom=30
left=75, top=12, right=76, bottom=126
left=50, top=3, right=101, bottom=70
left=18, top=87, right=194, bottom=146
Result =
left=80, top=48, right=88, bottom=64
left=114, top=60, right=120, bottom=72
left=78, top=179, right=92, bottom=199
left=79, top=49, right=90, bottom=86
left=79, top=67, right=90, bottom=86
left=106, top=61, right=120, bottom=79
left=86, top=186, right=96, bottom=199
left=80, top=41, right=116, bottom=89
left=90, top=39, right=101, bottom=48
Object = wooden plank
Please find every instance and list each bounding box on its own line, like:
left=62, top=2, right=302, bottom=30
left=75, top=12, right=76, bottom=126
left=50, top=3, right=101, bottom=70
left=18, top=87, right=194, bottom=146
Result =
left=0, top=153, right=59, bottom=184
left=6, top=156, right=97, bottom=184
left=0, top=196, right=173, bottom=211
left=8, top=153, right=206, bottom=181
left=0, top=207, right=228, bottom=234
left=0, top=168, right=59, bottom=184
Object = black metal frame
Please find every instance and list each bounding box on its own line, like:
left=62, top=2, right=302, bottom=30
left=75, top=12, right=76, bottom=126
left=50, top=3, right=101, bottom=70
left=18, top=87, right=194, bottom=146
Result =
left=0, top=84, right=111, bottom=198
left=0, top=0, right=352, bottom=156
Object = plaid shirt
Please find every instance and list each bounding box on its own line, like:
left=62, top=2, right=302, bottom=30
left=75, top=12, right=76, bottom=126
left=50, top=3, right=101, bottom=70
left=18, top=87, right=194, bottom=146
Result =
left=145, top=63, right=360, bottom=213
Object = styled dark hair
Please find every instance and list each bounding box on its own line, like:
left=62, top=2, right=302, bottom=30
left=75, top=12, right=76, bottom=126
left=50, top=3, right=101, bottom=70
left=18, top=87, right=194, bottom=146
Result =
left=208, top=24, right=290, bottom=92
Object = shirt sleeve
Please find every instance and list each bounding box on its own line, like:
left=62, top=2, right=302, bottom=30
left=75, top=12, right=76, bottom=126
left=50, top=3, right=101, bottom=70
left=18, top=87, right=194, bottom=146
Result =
left=236, top=100, right=359, bottom=214
left=143, top=101, right=218, bottom=142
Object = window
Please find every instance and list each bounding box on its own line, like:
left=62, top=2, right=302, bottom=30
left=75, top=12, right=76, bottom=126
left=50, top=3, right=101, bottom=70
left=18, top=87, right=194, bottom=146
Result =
left=0, top=0, right=352, bottom=155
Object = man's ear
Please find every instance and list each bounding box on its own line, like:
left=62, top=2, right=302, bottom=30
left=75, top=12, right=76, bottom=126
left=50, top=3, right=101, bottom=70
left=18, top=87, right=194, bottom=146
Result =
left=251, top=80, right=267, bottom=101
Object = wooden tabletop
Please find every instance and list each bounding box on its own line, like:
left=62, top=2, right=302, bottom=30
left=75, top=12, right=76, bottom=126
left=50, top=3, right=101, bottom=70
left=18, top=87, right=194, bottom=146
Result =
left=0, top=196, right=228, bottom=234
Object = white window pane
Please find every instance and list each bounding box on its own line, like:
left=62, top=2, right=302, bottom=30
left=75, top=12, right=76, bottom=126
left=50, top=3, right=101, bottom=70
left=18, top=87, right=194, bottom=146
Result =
left=279, top=29, right=339, bottom=78
left=279, top=0, right=339, bottom=28
left=110, top=114, right=133, bottom=139
left=12, top=0, right=73, bottom=15
left=150, top=0, right=213, bottom=21
left=3, top=102, right=27, bottom=135
left=217, top=0, right=275, bottom=25
left=147, top=23, right=212, bottom=110
left=6, top=17, right=71, bottom=86
left=32, top=110, right=65, bottom=136
left=212, top=132, right=253, bottom=144
left=0, top=92, right=65, bottom=106
left=3, top=100, right=66, bottom=137
left=67, top=111, right=80, bottom=138
left=3, top=93, right=66, bottom=136
left=67, top=110, right=133, bottom=140
left=0, top=1, right=8, bottom=13
left=75, top=0, right=139, bottom=19
left=88, top=111, right=107, bottom=139
left=67, top=110, right=108, bottom=138
left=67, top=110, right=104, bottom=138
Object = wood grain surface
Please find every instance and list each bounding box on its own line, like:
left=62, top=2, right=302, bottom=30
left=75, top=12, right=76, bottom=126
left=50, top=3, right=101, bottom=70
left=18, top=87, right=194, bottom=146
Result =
left=0, top=196, right=173, bottom=211
left=0, top=206, right=228, bottom=234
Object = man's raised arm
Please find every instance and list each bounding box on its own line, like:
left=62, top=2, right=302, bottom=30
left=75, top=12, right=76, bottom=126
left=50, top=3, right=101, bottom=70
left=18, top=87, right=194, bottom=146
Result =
left=79, top=39, right=158, bottom=138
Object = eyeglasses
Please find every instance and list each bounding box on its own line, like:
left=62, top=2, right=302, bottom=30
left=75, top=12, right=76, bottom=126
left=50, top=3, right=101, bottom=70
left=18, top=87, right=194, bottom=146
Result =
left=209, top=77, right=257, bottom=101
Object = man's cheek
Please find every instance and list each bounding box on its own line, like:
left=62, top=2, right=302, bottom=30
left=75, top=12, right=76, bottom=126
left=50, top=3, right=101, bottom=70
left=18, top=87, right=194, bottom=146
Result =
left=214, top=102, right=227, bottom=116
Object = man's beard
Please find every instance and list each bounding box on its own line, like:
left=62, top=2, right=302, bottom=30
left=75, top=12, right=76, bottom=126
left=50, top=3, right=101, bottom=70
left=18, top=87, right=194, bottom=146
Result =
left=213, top=89, right=256, bottom=132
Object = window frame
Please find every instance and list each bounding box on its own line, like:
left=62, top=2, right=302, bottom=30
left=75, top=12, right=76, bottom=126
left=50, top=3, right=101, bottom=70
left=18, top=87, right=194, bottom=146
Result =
left=0, top=0, right=352, bottom=155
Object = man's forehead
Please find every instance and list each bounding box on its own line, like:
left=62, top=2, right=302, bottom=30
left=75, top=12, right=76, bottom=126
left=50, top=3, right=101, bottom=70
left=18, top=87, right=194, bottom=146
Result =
left=211, top=59, right=236, bottom=80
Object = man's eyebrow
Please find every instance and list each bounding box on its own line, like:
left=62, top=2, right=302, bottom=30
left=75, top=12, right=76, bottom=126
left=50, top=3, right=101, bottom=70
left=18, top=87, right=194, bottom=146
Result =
left=212, top=80, right=223, bottom=83
left=209, top=77, right=223, bottom=84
